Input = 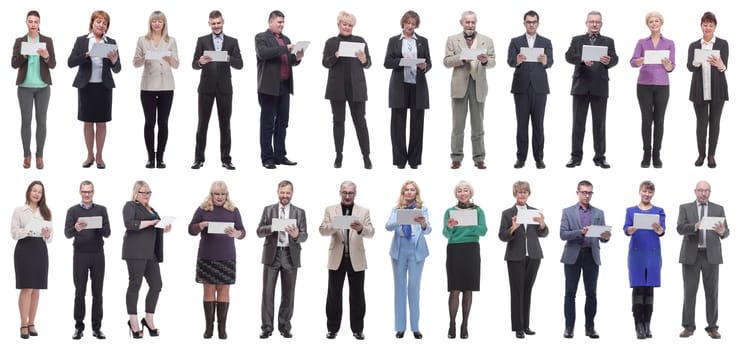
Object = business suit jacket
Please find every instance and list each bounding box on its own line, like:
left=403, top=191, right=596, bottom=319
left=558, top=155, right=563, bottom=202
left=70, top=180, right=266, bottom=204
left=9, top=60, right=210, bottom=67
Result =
left=12, top=34, right=56, bottom=85
left=256, top=203, right=308, bottom=267
left=319, top=203, right=375, bottom=271
left=677, top=201, right=730, bottom=265
left=192, top=33, right=243, bottom=95
left=559, top=203, right=609, bottom=265
left=385, top=207, right=431, bottom=262
left=687, top=38, right=729, bottom=102
left=443, top=32, right=495, bottom=102
left=564, top=33, right=618, bottom=97
left=67, top=34, right=121, bottom=89
left=121, top=201, right=163, bottom=262
left=507, top=34, right=552, bottom=94
left=383, top=34, right=431, bottom=109
left=498, top=205, right=549, bottom=261
left=256, top=30, right=300, bottom=96
left=134, top=36, right=178, bottom=91
left=322, top=34, right=371, bottom=101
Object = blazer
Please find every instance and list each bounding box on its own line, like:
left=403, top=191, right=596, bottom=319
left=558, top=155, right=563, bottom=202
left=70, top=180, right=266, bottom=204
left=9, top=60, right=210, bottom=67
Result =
left=559, top=203, right=609, bottom=265
left=192, top=33, right=243, bottom=95
left=322, top=34, right=371, bottom=101
left=687, top=37, right=729, bottom=102
left=443, top=32, right=495, bottom=102
left=383, top=33, right=431, bottom=109
left=385, top=206, right=431, bottom=262
left=676, top=201, right=730, bottom=265
left=507, top=34, right=553, bottom=94
left=319, top=203, right=375, bottom=271
left=498, top=205, right=549, bottom=261
left=564, top=33, right=618, bottom=97
left=121, top=201, right=163, bottom=262
left=256, top=203, right=308, bottom=267
left=255, top=29, right=300, bottom=96
left=12, top=34, right=56, bottom=85
left=67, top=34, right=122, bottom=89
left=134, top=36, right=178, bottom=91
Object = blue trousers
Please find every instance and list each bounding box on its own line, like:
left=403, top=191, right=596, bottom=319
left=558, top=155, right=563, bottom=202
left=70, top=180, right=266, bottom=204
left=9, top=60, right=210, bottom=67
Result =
left=392, top=239, right=425, bottom=332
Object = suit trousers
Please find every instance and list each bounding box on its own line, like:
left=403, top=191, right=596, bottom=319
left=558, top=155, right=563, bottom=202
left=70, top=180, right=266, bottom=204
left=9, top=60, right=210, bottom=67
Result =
left=125, top=258, right=162, bottom=315
left=73, top=252, right=105, bottom=331
left=195, top=92, right=232, bottom=163
left=331, top=100, right=370, bottom=156
left=18, top=86, right=50, bottom=157
left=451, top=79, right=485, bottom=161
left=326, top=256, right=365, bottom=333
left=140, top=90, right=174, bottom=157
left=392, top=239, right=425, bottom=332
left=390, top=83, right=425, bottom=167
left=564, top=248, right=599, bottom=329
left=571, top=94, right=607, bottom=161
left=693, top=100, right=725, bottom=156
left=507, top=257, right=541, bottom=331
left=681, top=250, right=719, bottom=331
left=514, top=87, right=547, bottom=161
left=258, top=81, right=291, bottom=163
left=261, top=248, right=297, bottom=332
left=636, top=85, right=668, bottom=153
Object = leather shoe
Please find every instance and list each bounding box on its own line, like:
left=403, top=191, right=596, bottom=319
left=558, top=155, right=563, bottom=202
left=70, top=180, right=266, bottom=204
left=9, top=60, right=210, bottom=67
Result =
left=278, top=158, right=298, bottom=166
left=36, top=157, right=44, bottom=169
left=524, top=328, right=535, bottom=335
left=585, top=328, right=600, bottom=339
left=146, top=159, right=155, bottom=168
left=515, top=330, right=525, bottom=338
left=535, top=161, right=545, bottom=169
left=413, top=331, right=422, bottom=339
left=409, top=164, right=418, bottom=169
left=262, top=161, right=276, bottom=169
left=222, top=162, right=236, bottom=170
left=82, top=159, right=95, bottom=168
left=334, top=154, right=343, bottom=168
left=353, top=332, right=365, bottom=340
left=395, top=331, right=404, bottom=338
left=563, top=327, right=574, bottom=338
left=96, top=162, right=106, bottom=169
left=363, top=156, right=372, bottom=169
left=695, top=155, right=705, bottom=166
left=594, top=159, right=610, bottom=169
left=23, top=156, right=31, bottom=169
left=92, top=329, right=106, bottom=339
left=72, top=329, right=83, bottom=340
left=679, top=328, right=694, bottom=338
left=707, top=156, right=717, bottom=168
left=259, top=331, right=272, bottom=339
left=451, top=160, right=461, bottom=169
left=475, top=160, right=487, bottom=169
left=707, top=329, right=721, bottom=339
left=279, top=330, right=292, bottom=338
left=565, top=158, right=581, bottom=168
left=191, top=161, right=204, bottom=169
left=514, top=159, right=525, bottom=169
left=326, top=332, right=337, bottom=339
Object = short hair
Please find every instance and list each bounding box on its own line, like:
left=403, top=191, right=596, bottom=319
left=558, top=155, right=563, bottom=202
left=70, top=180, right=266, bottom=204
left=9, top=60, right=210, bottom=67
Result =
left=277, top=180, right=293, bottom=191
left=146, top=10, right=170, bottom=42
left=587, top=10, right=602, bottom=20
left=89, top=10, right=110, bottom=32
left=396, top=180, right=424, bottom=209
left=701, top=11, right=717, bottom=25
left=460, top=10, right=476, bottom=21
left=640, top=180, right=655, bottom=192
left=337, top=11, right=356, bottom=26
left=512, top=181, right=531, bottom=196
left=340, top=180, right=357, bottom=191
left=209, top=10, right=222, bottom=19
left=27, top=10, right=40, bottom=18
left=645, top=11, right=663, bottom=25
left=130, top=180, right=150, bottom=202
left=454, top=180, right=474, bottom=197
left=269, top=10, right=285, bottom=21
left=577, top=180, right=593, bottom=189
left=79, top=180, right=94, bottom=191
left=523, top=10, right=539, bottom=21
left=201, top=180, right=235, bottom=211
left=26, top=180, right=52, bottom=221
left=400, top=10, right=420, bottom=28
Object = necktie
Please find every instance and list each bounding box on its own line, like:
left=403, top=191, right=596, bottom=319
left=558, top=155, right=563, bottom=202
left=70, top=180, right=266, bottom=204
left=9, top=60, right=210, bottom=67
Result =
left=343, top=207, right=351, bottom=255
left=214, top=35, right=223, bottom=51
left=699, top=204, right=707, bottom=247
left=279, top=206, right=286, bottom=244
left=588, top=35, right=596, bottom=45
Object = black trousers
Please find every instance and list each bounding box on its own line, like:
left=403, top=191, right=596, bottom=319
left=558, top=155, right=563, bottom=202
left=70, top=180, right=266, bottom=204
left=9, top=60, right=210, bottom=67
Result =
left=571, top=94, right=607, bottom=161
left=390, top=83, right=425, bottom=167
left=195, top=92, right=232, bottom=163
left=636, top=84, right=669, bottom=153
left=514, top=87, right=547, bottom=161
left=331, top=100, right=370, bottom=156
left=258, top=81, right=291, bottom=163
left=140, top=90, right=174, bottom=158
left=326, top=256, right=365, bottom=333
left=693, top=100, right=725, bottom=156
left=507, top=257, right=540, bottom=331
left=73, top=252, right=105, bottom=331
left=125, top=258, right=162, bottom=315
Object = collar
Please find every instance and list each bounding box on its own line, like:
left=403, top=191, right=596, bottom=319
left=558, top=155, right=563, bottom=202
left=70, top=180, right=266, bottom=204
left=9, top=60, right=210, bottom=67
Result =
left=398, top=32, right=418, bottom=41
left=87, top=32, right=108, bottom=42
left=696, top=200, right=708, bottom=206
left=578, top=203, right=591, bottom=211
left=212, top=32, right=224, bottom=40
left=702, top=36, right=716, bottom=45
left=526, top=33, right=537, bottom=41
left=80, top=201, right=94, bottom=210
left=463, top=31, right=476, bottom=40
left=587, top=32, right=600, bottom=38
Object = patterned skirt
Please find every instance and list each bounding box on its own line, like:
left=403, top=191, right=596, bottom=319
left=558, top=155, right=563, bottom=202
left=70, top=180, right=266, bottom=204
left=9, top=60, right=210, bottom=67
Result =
left=196, top=259, right=236, bottom=285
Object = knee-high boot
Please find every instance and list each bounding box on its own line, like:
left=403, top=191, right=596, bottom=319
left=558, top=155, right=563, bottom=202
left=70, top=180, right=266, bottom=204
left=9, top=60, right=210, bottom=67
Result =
left=632, top=295, right=646, bottom=339
left=216, top=302, right=230, bottom=339
left=203, top=301, right=216, bottom=339
left=644, top=297, right=654, bottom=338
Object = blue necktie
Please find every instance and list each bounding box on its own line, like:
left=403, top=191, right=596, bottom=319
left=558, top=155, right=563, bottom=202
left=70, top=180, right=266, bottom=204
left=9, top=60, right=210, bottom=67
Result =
left=402, top=203, right=416, bottom=240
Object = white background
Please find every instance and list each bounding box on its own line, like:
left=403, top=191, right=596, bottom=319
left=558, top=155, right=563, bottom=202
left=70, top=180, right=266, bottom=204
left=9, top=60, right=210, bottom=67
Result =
left=2, top=1, right=738, bottom=349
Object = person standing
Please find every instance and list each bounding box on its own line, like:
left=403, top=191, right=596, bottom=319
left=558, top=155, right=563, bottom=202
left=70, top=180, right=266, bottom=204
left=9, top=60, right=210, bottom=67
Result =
left=12, top=10, right=56, bottom=170
left=507, top=10, right=552, bottom=170
left=444, top=10, right=495, bottom=170
left=560, top=180, right=611, bottom=339
left=319, top=181, right=375, bottom=340
left=64, top=180, right=111, bottom=339
left=564, top=11, right=618, bottom=169
left=677, top=180, right=729, bottom=339
left=191, top=10, right=243, bottom=170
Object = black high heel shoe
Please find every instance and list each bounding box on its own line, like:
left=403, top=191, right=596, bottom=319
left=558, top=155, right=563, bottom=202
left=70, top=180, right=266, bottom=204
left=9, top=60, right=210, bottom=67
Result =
left=141, top=318, right=160, bottom=336
left=127, top=320, right=143, bottom=339
left=20, top=326, right=29, bottom=339
left=27, top=324, right=38, bottom=336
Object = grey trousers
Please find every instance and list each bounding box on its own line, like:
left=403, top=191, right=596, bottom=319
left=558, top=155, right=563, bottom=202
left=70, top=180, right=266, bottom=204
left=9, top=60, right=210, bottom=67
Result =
left=450, top=79, right=485, bottom=161
left=17, top=86, right=50, bottom=157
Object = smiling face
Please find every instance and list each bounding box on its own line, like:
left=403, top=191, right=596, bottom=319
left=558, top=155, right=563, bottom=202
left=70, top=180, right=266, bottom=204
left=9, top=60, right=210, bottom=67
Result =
left=80, top=184, right=94, bottom=206
left=338, top=20, right=354, bottom=36
left=92, top=17, right=108, bottom=37
left=577, top=184, right=593, bottom=207
left=639, top=186, right=654, bottom=205
left=211, top=183, right=228, bottom=207
left=402, top=18, right=417, bottom=37
left=269, top=16, right=284, bottom=35
left=29, top=184, right=43, bottom=205
left=647, top=16, right=662, bottom=34
left=150, top=18, right=164, bottom=34
left=455, top=185, right=472, bottom=204
left=209, top=16, right=223, bottom=35
left=135, top=185, right=152, bottom=206
left=586, top=13, right=602, bottom=35
left=278, top=184, right=293, bottom=206
left=460, top=14, right=477, bottom=36
left=701, top=21, right=716, bottom=40
left=27, top=15, right=40, bottom=35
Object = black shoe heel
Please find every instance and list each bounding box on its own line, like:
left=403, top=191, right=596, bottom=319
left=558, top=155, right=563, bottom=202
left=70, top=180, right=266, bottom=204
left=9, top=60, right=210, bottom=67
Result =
left=141, top=318, right=159, bottom=337
left=127, top=320, right=143, bottom=339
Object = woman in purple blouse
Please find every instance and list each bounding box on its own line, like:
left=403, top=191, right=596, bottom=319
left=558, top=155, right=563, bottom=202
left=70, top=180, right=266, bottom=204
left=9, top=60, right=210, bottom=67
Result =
left=188, top=181, right=245, bottom=340
left=629, top=11, right=674, bottom=168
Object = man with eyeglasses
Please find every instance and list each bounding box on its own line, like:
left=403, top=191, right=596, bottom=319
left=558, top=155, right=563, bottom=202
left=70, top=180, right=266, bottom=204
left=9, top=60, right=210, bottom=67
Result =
left=507, top=10, right=553, bottom=170
left=677, top=180, right=729, bottom=339
left=564, top=10, right=618, bottom=169
left=559, top=180, right=611, bottom=339
left=319, top=180, right=375, bottom=340
left=63, top=180, right=111, bottom=340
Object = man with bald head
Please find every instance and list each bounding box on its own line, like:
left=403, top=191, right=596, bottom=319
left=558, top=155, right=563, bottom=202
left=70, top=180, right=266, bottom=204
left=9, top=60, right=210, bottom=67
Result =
left=677, top=180, right=729, bottom=339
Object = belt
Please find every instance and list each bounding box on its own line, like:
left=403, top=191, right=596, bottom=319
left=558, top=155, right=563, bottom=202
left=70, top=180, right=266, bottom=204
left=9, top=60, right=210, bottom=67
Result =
left=277, top=246, right=290, bottom=251
left=580, top=247, right=592, bottom=252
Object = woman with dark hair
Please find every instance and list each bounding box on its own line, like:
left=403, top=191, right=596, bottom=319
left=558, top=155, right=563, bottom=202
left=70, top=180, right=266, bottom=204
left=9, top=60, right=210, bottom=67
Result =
left=11, top=180, right=53, bottom=338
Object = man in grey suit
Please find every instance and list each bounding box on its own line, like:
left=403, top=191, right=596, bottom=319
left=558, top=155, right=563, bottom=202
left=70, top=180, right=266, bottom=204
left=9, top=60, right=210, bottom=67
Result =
left=677, top=180, right=729, bottom=339
left=507, top=10, right=553, bottom=170
left=444, top=10, right=495, bottom=170
left=559, top=180, right=611, bottom=339
left=256, top=180, right=308, bottom=339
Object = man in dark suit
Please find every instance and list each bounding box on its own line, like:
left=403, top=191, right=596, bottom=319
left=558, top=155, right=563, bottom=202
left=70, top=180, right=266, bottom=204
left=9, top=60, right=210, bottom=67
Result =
left=255, top=10, right=304, bottom=169
left=676, top=180, right=729, bottom=339
left=564, top=11, right=618, bottom=169
left=508, top=10, right=553, bottom=170
left=191, top=10, right=243, bottom=170
left=256, top=180, right=308, bottom=339
left=559, top=180, right=611, bottom=339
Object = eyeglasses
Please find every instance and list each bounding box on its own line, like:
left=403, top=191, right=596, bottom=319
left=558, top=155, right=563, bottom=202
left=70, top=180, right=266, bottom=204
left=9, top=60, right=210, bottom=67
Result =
left=516, top=191, right=530, bottom=195
left=578, top=191, right=594, bottom=196
left=340, top=191, right=356, bottom=196
left=80, top=191, right=94, bottom=195
left=138, top=191, right=153, bottom=196
left=587, top=21, right=602, bottom=25
left=524, top=21, right=539, bottom=25
left=695, top=189, right=711, bottom=193
left=212, top=192, right=228, bottom=196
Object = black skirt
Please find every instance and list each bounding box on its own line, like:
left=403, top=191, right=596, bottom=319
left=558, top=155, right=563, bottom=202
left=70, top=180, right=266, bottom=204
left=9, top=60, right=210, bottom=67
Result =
left=77, top=82, right=112, bottom=122
left=14, top=237, right=49, bottom=289
left=446, top=242, right=480, bottom=291
left=196, top=259, right=236, bottom=285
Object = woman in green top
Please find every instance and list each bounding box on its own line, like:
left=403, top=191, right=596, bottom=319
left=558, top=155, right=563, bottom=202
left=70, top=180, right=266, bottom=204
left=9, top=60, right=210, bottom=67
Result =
left=11, top=10, right=56, bottom=169
left=442, top=180, right=487, bottom=339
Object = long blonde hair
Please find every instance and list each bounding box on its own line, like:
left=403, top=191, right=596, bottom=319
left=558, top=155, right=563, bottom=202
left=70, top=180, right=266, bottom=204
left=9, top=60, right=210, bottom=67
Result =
left=145, top=10, right=170, bottom=42
left=395, top=180, right=424, bottom=208
left=200, top=180, right=236, bottom=211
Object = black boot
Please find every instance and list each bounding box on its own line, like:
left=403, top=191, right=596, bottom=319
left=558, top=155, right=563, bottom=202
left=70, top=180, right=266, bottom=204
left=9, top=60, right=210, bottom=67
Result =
left=146, top=151, right=155, bottom=168
left=334, top=153, right=343, bottom=168
left=156, top=150, right=166, bottom=168
left=652, top=150, right=662, bottom=168
left=635, top=320, right=646, bottom=339
left=203, top=301, right=216, bottom=339
left=641, top=150, right=650, bottom=168
left=363, top=154, right=372, bottom=169
left=216, top=302, right=229, bottom=339
left=644, top=298, right=653, bottom=338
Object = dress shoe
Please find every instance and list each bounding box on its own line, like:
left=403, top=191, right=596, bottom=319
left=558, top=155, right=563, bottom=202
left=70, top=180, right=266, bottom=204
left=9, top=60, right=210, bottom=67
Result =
left=20, top=326, right=29, bottom=339
left=353, top=332, right=365, bottom=340
left=156, top=160, right=166, bottom=168
left=146, top=159, right=155, bottom=168
left=23, top=156, right=31, bottom=169
left=191, top=161, right=204, bottom=169
left=409, top=164, right=418, bottom=169
left=707, top=156, right=716, bottom=168
left=585, top=328, right=600, bottom=339
left=141, top=318, right=159, bottom=336
left=679, top=328, right=694, bottom=338
left=594, top=159, right=610, bottom=169
left=259, top=331, right=272, bottom=339
left=395, top=331, right=404, bottom=338
left=514, top=159, right=525, bottom=169
left=413, top=331, right=422, bottom=339
left=72, top=329, right=83, bottom=340
left=535, top=161, right=546, bottom=169
left=565, top=158, right=581, bottom=168
left=706, top=328, right=721, bottom=339
left=447, top=322, right=456, bottom=338
left=92, top=329, right=106, bottom=339
left=474, top=160, right=487, bottom=169
left=652, top=151, right=662, bottom=168
left=36, top=157, right=44, bottom=169
left=222, top=162, right=236, bottom=170
left=334, top=153, right=343, bottom=168
left=279, top=330, right=292, bottom=338
left=563, top=327, right=574, bottom=338
left=515, top=330, right=525, bottom=338
left=82, top=159, right=95, bottom=168
left=262, top=161, right=276, bottom=169
left=695, top=155, right=705, bottom=166
left=397, top=164, right=405, bottom=169
left=363, top=155, right=372, bottom=169
left=96, top=162, right=106, bottom=169
left=451, top=160, right=461, bottom=169
left=277, top=158, right=298, bottom=166
left=460, top=323, right=469, bottom=339
left=326, top=331, right=337, bottom=339
left=524, top=328, right=535, bottom=335
left=27, top=324, right=38, bottom=336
